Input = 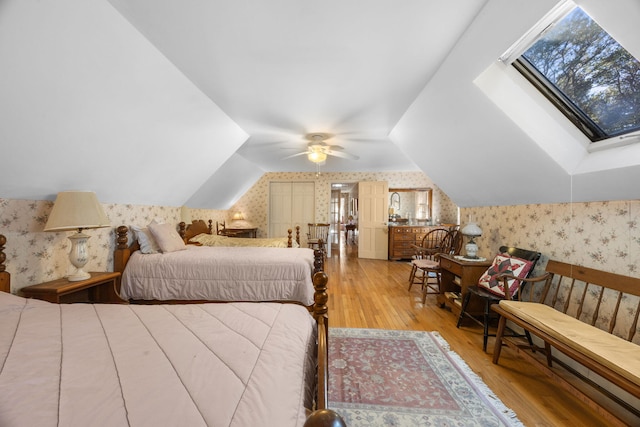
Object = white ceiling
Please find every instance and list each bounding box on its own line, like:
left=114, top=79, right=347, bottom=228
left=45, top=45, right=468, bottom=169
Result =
left=1, top=0, right=639, bottom=208
left=106, top=0, right=485, bottom=174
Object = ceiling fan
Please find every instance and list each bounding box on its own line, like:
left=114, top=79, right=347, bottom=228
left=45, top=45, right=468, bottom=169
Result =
left=282, top=133, right=360, bottom=164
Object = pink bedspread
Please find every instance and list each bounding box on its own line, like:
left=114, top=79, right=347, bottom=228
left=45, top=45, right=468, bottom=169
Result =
left=121, top=245, right=315, bottom=305
left=0, top=292, right=316, bottom=426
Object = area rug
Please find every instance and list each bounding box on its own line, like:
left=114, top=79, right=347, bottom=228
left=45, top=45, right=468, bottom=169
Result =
left=328, top=328, right=524, bottom=427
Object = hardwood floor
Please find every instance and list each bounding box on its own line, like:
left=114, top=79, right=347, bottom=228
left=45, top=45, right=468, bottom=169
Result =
left=324, top=238, right=619, bottom=427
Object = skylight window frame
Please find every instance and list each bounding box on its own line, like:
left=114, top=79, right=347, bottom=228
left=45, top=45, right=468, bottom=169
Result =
left=498, top=0, right=640, bottom=152
left=512, top=57, right=606, bottom=142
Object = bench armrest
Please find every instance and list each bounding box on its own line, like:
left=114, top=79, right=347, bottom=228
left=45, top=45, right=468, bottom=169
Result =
left=495, top=272, right=553, bottom=300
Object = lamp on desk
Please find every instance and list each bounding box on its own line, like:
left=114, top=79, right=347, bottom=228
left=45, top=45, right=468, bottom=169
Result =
left=461, top=220, right=482, bottom=259
left=230, top=211, right=252, bottom=229
left=44, top=191, right=111, bottom=281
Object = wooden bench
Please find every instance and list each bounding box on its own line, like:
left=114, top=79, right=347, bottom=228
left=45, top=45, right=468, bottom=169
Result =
left=491, top=259, right=640, bottom=427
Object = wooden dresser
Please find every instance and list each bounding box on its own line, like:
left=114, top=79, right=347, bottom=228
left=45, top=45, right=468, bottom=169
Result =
left=388, top=225, right=446, bottom=260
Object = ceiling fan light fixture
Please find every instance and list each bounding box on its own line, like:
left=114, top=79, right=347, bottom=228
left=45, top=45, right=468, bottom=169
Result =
left=308, top=151, right=327, bottom=163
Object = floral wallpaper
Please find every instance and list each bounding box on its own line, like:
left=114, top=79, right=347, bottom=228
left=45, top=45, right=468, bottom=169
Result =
left=227, top=171, right=459, bottom=238
left=461, top=200, right=640, bottom=279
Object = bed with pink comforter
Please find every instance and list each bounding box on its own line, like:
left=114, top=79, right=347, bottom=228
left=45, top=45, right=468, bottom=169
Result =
left=120, top=245, right=316, bottom=305
left=0, top=291, right=317, bottom=426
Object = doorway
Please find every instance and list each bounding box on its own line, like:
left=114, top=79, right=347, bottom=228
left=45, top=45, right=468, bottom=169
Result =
left=330, top=182, right=358, bottom=255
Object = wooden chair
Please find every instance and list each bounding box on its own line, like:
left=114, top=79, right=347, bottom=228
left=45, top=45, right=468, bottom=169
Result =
left=216, top=221, right=226, bottom=235
left=408, top=228, right=462, bottom=303
left=307, top=223, right=330, bottom=253
left=456, top=245, right=542, bottom=351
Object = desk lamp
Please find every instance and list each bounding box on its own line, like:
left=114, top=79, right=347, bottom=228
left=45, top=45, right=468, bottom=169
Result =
left=461, top=220, right=482, bottom=259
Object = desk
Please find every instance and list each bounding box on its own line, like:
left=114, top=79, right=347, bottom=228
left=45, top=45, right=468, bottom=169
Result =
left=436, top=254, right=491, bottom=318
left=220, top=227, right=258, bottom=238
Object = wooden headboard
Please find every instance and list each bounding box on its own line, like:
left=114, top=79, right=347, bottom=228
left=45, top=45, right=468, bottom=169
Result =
left=0, top=234, right=10, bottom=293
left=179, top=219, right=213, bottom=242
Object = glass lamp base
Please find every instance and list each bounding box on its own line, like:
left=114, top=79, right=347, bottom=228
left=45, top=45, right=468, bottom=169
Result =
left=465, top=242, right=479, bottom=259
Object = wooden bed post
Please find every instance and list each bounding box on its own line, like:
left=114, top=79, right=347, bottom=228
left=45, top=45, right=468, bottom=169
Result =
left=306, top=270, right=346, bottom=427
left=113, top=226, right=131, bottom=276
left=178, top=221, right=186, bottom=240
left=313, top=240, right=324, bottom=274
left=0, top=234, right=9, bottom=293
left=312, top=271, right=329, bottom=409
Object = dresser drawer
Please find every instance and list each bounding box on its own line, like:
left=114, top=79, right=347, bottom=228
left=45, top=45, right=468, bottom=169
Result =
left=392, top=228, right=412, bottom=235
left=393, top=241, right=414, bottom=250
left=393, top=233, right=415, bottom=241
left=440, top=257, right=462, bottom=276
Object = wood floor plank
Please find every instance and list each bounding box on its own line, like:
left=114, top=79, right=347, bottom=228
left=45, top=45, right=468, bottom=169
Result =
left=324, top=240, right=625, bottom=427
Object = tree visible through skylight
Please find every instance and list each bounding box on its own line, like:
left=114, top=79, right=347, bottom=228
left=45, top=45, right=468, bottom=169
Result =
left=515, top=7, right=640, bottom=142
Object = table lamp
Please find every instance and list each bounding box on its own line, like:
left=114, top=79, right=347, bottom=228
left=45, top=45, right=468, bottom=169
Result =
left=461, top=220, right=482, bottom=259
left=44, top=191, right=111, bottom=281
left=230, top=211, right=253, bottom=229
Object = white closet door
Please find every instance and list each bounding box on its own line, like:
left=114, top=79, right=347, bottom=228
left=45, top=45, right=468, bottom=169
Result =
left=292, top=182, right=315, bottom=232
left=269, top=182, right=293, bottom=238
left=269, top=182, right=315, bottom=242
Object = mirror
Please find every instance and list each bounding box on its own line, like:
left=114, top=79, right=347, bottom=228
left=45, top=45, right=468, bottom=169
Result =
left=388, top=188, right=433, bottom=224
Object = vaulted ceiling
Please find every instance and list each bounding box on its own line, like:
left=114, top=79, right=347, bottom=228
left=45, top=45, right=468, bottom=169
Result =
left=1, top=0, right=638, bottom=209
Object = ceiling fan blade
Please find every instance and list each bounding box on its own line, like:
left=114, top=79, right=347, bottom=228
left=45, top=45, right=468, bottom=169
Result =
left=325, top=150, right=359, bottom=160
left=281, top=151, right=310, bottom=160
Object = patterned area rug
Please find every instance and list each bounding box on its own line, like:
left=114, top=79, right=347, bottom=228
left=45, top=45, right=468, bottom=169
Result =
left=328, top=328, right=524, bottom=427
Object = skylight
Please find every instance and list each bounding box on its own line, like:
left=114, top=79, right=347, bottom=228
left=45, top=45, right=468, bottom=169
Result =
left=506, top=3, right=640, bottom=148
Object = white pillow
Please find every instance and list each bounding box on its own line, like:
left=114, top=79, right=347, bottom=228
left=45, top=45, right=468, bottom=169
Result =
left=148, top=222, right=186, bottom=253
left=131, top=223, right=161, bottom=254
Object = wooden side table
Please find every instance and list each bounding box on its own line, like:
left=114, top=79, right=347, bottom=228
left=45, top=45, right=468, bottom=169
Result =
left=20, top=272, right=124, bottom=303
left=437, top=254, right=492, bottom=318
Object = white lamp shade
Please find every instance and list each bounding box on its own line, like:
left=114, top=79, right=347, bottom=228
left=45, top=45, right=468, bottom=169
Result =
left=232, top=212, right=244, bottom=221
left=180, top=205, right=192, bottom=224
left=44, top=191, right=110, bottom=232
left=461, top=222, right=482, bottom=237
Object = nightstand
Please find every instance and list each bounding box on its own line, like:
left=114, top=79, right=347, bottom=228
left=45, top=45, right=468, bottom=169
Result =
left=20, top=272, right=124, bottom=303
